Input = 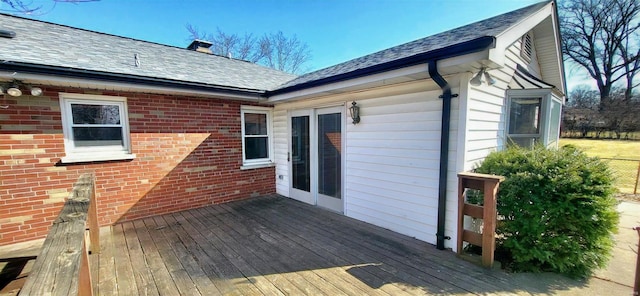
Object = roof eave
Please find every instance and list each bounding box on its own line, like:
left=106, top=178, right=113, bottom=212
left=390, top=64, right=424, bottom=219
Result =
left=0, top=61, right=267, bottom=100
left=266, top=36, right=497, bottom=97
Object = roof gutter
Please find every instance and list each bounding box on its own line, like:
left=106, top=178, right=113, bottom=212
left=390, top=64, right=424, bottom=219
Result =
left=0, top=61, right=266, bottom=100
left=267, top=36, right=496, bottom=96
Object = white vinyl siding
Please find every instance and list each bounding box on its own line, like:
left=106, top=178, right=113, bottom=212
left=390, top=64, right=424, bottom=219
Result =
left=344, top=90, right=459, bottom=246
left=533, top=18, right=565, bottom=94
left=273, top=87, right=460, bottom=248
left=463, top=37, right=543, bottom=170
left=273, top=109, right=289, bottom=196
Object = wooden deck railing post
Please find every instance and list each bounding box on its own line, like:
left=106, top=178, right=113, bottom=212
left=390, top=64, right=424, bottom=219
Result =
left=457, top=172, right=504, bottom=268
left=634, top=161, right=640, bottom=195
left=87, top=176, right=100, bottom=254
left=78, top=241, right=93, bottom=296
left=19, top=173, right=97, bottom=296
left=634, top=226, right=640, bottom=296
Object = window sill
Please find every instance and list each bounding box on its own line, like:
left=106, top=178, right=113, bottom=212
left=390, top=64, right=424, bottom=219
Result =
left=240, top=162, right=275, bottom=170
left=60, top=153, right=136, bottom=164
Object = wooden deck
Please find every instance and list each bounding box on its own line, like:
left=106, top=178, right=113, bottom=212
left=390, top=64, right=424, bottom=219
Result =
left=90, top=195, right=579, bottom=295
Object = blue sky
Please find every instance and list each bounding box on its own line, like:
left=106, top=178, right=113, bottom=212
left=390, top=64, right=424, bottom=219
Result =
left=3, top=0, right=591, bottom=89
left=5, top=0, right=538, bottom=69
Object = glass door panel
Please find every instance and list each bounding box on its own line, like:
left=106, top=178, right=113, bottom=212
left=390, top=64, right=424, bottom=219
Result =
left=317, top=112, right=341, bottom=199
left=316, top=107, right=343, bottom=212
left=289, top=107, right=343, bottom=212
left=289, top=110, right=314, bottom=205
left=291, top=116, right=310, bottom=192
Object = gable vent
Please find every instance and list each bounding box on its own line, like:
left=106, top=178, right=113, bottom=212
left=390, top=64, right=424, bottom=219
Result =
left=520, top=31, right=534, bottom=63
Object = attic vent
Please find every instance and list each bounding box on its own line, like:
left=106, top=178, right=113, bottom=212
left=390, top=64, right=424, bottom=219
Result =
left=0, top=29, right=16, bottom=39
left=520, top=31, right=534, bottom=63
left=187, top=39, right=213, bottom=54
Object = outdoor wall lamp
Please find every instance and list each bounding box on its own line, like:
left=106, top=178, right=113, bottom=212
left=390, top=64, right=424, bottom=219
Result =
left=0, top=80, right=42, bottom=97
left=470, top=68, right=496, bottom=86
left=349, top=101, right=360, bottom=124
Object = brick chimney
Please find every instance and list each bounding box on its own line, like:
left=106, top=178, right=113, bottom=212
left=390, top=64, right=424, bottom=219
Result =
left=187, top=39, right=213, bottom=54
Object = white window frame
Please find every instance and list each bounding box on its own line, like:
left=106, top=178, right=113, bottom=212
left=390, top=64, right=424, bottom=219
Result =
left=505, top=89, right=562, bottom=148
left=240, top=105, right=274, bottom=169
left=59, top=93, right=135, bottom=163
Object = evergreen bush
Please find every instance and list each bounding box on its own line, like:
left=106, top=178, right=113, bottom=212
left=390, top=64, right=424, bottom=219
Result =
left=474, top=145, right=619, bottom=278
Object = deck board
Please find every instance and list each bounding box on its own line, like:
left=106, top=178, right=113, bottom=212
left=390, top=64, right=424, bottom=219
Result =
left=136, top=218, right=182, bottom=296
left=159, top=214, right=222, bottom=295
left=217, top=203, right=396, bottom=295
left=250, top=198, right=491, bottom=294
left=210, top=204, right=361, bottom=296
left=122, top=221, right=159, bottom=296
left=96, top=226, right=116, bottom=296
left=111, top=223, right=139, bottom=295
left=177, top=209, right=266, bottom=296
left=95, top=195, right=553, bottom=295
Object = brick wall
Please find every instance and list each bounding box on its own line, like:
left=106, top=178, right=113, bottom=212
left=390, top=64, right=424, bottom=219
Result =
left=0, top=86, right=275, bottom=246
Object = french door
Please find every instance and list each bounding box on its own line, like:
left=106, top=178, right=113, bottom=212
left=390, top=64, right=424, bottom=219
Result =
left=289, top=107, right=343, bottom=212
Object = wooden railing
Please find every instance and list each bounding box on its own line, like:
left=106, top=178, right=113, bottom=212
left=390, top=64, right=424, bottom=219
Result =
left=457, top=172, right=504, bottom=268
left=19, top=174, right=99, bottom=296
left=635, top=226, right=639, bottom=296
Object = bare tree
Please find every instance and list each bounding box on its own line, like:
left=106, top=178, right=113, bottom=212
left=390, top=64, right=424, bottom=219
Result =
left=600, top=88, right=640, bottom=138
left=563, top=86, right=640, bottom=139
left=562, top=86, right=601, bottom=137
left=259, top=31, right=310, bottom=74
left=1, top=0, right=97, bottom=14
left=567, top=85, right=600, bottom=108
left=187, top=24, right=311, bottom=74
left=559, top=0, right=640, bottom=105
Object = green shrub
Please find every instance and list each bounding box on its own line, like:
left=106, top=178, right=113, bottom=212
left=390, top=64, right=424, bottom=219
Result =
left=474, top=145, right=619, bottom=278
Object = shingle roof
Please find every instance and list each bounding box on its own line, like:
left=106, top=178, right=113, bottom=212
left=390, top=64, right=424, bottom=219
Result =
left=273, top=1, right=550, bottom=92
left=0, top=14, right=297, bottom=92
left=0, top=1, right=550, bottom=94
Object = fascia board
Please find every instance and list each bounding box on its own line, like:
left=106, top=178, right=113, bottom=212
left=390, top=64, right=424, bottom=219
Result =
left=268, top=50, right=491, bottom=103
left=0, top=71, right=265, bottom=101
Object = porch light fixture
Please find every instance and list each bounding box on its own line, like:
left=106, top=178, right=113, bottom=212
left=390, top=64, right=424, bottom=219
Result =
left=484, top=71, right=496, bottom=85
left=0, top=80, right=42, bottom=97
left=7, top=83, right=22, bottom=97
left=349, top=101, right=360, bottom=124
left=470, top=68, right=495, bottom=86
left=30, top=87, right=43, bottom=96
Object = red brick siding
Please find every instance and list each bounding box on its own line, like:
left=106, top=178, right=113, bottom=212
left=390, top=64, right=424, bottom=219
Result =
left=0, top=87, right=275, bottom=246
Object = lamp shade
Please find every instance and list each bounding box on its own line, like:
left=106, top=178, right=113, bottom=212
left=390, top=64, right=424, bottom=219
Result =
left=470, top=69, right=484, bottom=86
left=484, top=71, right=496, bottom=85
left=7, top=85, right=22, bottom=97
left=30, top=87, right=43, bottom=96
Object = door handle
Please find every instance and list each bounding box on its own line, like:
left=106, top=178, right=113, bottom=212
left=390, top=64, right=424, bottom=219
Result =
left=287, top=152, right=290, bottom=162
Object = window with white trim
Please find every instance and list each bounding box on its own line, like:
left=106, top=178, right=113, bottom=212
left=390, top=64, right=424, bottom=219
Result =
left=241, top=106, right=273, bottom=167
left=59, top=93, right=134, bottom=163
left=506, top=89, right=563, bottom=148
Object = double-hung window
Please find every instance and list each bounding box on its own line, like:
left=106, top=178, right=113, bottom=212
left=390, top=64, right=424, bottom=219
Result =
left=241, top=106, right=273, bottom=168
left=60, top=93, right=134, bottom=163
left=505, top=89, right=563, bottom=148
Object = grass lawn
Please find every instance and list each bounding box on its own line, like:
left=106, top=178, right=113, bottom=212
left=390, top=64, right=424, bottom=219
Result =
left=559, top=138, right=640, bottom=194
left=559, top=138, right=640, bottom=160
